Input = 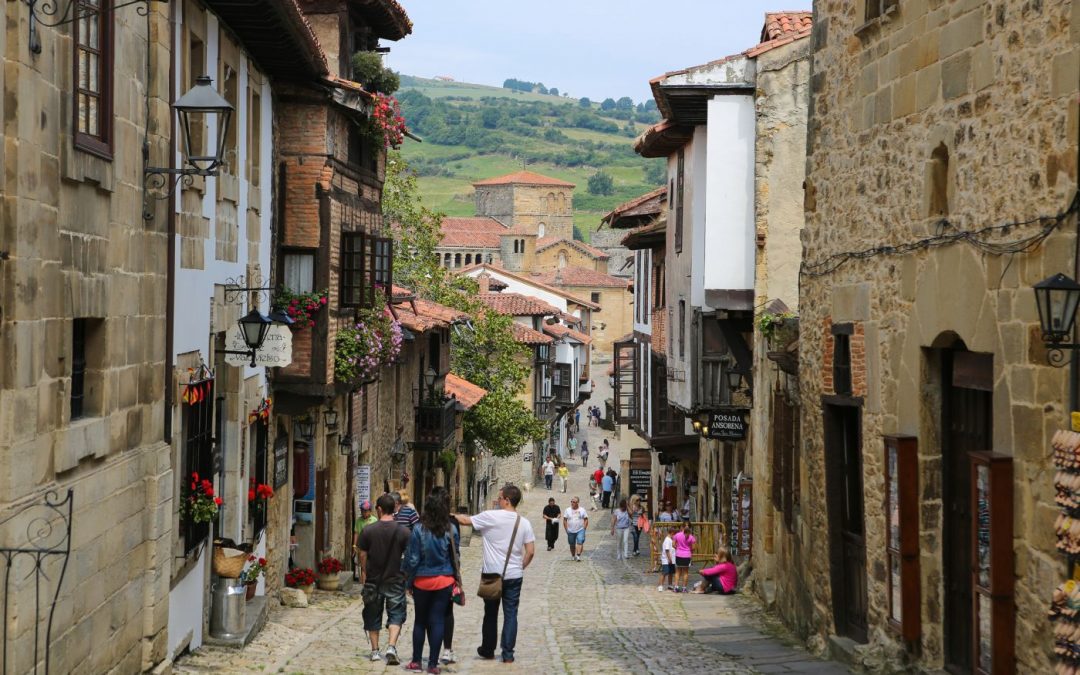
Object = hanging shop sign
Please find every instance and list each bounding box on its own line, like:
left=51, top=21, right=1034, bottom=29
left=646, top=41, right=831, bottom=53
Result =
left=273, top=436, right=289, bottom=489
left=708, top=411, right=747, bottom=440
left=224, top=324, right=293, bottom=367
left=629, top=468, right=651, bottom=496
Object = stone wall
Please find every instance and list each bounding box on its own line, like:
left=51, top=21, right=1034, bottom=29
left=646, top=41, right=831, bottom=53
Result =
left=0, top=3, right=173, bottom=671
left=799, top=1, right=1078, bottom=670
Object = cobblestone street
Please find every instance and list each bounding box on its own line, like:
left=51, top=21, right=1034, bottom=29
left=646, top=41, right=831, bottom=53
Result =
left=175, top=402, right=848, bottom=675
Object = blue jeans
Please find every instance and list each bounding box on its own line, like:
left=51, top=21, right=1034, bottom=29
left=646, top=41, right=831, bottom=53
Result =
left=545, top=474, right=553, bottom=489
left=631, top=526, right=642, bottom=553
left=411, top=585, right=452, bottom=669
left=480, top=577, right=522, bottom=661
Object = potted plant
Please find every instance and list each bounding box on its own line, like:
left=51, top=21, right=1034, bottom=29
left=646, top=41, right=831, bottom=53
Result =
left=273, top=288, right=328, bottom=329
left=239, top=555, right=268, bottom=600
left=248, top=479, right=273, bottom=521
left=316, top=557, right=344, bottom=591
left=181, top=472, right=222, bottom=525
left=285, top=567, right=316, bottom=597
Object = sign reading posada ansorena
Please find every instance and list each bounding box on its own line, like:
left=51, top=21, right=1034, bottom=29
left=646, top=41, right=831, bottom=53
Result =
left=708, top=411, right=748, bottom=440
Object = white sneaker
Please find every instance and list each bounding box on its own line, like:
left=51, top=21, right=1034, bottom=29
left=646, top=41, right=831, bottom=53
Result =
left=657, top=585, right=664, bottom=592
left=369, top=649, right=382, bottom=662
left=441, top=649, right=456, bottom=664
left=384, top=645, right=399, bottom=665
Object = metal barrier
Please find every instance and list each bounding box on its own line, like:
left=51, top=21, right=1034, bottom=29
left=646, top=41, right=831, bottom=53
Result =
left=646, top=521, right=727, bottom=570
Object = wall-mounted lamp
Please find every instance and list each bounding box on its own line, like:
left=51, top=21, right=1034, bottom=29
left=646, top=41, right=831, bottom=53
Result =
left=726, top=368, right=745, bottom=393
left=692, top=419, right=702, bottom=432
left=1034, top=273, right=1080, bottom=366
left=323, top=408, right=339, bottom=430
left=294, top=417, right=315, bottom=442
left=338, top=435, right=353, bottom=456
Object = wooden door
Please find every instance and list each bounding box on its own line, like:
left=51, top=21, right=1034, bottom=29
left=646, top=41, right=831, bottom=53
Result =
left=824, top=403, right=868, bottom=643
left=944, top=352, right=993, bottom=674
left=315, top=469, right=328, bottom=558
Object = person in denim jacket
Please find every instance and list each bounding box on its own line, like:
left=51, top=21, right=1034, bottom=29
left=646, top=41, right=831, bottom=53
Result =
left=401, top=492, right=460, bottom=673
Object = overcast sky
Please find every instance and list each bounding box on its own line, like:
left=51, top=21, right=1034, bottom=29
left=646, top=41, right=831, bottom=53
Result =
left=387, top=1, right=813, bottom=104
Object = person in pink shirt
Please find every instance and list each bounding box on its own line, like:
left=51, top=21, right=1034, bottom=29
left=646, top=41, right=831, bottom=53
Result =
left=672, top=524, right=696, bottom=593
left=696, top=548, right=737, bottom=594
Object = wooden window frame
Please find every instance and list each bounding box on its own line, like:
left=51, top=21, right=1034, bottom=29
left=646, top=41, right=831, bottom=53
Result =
left=181, top=378, right=216, bottom=555
left=884, top=435, right=921, bottom=643
left=674, top=150, right=685, bottom=253
left=613, top=338, right=640, bottom=425
left=73, top=0, right=114, bottom=158
left=340, top=232, right=393, bottom=309
left=282, top=249, right=316, bottom=294
left=832, top=324, right=853, bottom=396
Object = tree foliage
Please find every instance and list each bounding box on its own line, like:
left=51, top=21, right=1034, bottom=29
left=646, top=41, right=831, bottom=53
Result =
left=587, top=170, right=615, bottom=196
left=383, top=153, right=546, bottom=458
left=351, top=51, right=400, bottom=94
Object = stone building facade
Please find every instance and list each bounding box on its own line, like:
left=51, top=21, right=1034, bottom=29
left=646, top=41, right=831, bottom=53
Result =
left=0, top=2, right=173, bottom=672
left=473, top=170, right=575, bottom=240
left=796, top=2, right=1077, bottom=672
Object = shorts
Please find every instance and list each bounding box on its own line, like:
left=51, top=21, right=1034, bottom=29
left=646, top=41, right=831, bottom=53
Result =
left=569, top=530, right=586, bottom=545
left=675, top=556, right=692, bottom=568
left=361, top=580, right=407, bottom=631
left=661, top=564, right=676, bottom=576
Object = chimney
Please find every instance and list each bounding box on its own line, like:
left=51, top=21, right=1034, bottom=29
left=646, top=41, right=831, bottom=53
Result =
left=477, top=273, right=491, bottom=293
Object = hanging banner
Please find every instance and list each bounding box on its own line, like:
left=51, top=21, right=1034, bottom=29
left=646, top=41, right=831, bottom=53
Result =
left=224, top=324, right=293, bottom=367
left=273, top=436, right=289, bottom=489
left=355, top=465, right=371, bottom=509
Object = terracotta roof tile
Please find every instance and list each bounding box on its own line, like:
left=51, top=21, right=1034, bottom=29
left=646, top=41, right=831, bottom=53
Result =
left=601, top=186, right=667, bottom=227
left=510, top=322, right=554, bottom=345
left=472, top=170, right=575, bottom=188
left=761, top=11, right=813, bottom=42
left=535, top=237, right=610, bottom=260
left=457, top=264, right=602, bottom=311
left=558, top=311, right=581, bottom=325
left=476, top=293, right=561, bottom=317
left=345, top=0, right=413, bottom=40
left=545, top=323, right=593, bottom=345
left=389, top=288, right=469, bottom=332
left=528, top=266, right=632, bottom=289
left=442, top=217, right=507, bottom=232
left=445, top=373, right=487, bottom=410
left=440, top=216, right=507, bottom=248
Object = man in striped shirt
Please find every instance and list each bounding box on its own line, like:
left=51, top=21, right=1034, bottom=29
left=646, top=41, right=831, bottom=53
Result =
left=392, top=490, right=419, bottom=531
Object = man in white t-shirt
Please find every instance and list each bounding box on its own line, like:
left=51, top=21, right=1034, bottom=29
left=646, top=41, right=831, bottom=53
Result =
left=542, top=458, right=555, bottom=490
left=562, top=496, right=589, bottom=561
left=455, top=485, right=536, bottom=664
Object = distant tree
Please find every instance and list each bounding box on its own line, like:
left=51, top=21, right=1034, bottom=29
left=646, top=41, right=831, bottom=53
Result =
left=481, top=107, right=501, bottom=129
left=644, top=98, right=658, bottom=111
left=549, top=87, right=559, bottom=96
left=587, top=170, right=614, bottom=196
left=578, top=97, right=592, bottom=107
left=537, top=83, right=548, bottom=94
left=600, top=98, right=616, bottom=111
left=644, top=161, right=666, bottom=185
left=616, top=96, right=634, bottom=111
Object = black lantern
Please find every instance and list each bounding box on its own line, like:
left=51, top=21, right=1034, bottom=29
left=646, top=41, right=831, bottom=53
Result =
left=174, top=76, right=234, bottom=175
left=1035, top=273, right=1080, bottom=343
left=268, top=307, right=295, bottom=326
left=691, top=419, right=702, bottom=432
left=725, top=368, right=745, bottom=393
left=323, top=408, right=339, bottom=430
left=237, top=309, right=273, bottom=367
left=294, top=417, right=315, bottom=442
left=339, top=435, right=353, bottom=456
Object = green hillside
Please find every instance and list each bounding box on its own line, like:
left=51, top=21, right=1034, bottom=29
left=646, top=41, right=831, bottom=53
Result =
left=397, top=75, right=666, bottom=239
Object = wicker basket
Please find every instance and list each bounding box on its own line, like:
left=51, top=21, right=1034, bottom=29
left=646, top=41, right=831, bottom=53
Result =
left=213, top=546, right=248, bottom=578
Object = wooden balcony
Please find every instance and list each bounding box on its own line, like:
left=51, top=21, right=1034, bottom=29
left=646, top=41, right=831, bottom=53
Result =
left=414, top=397, right=457, bottom=451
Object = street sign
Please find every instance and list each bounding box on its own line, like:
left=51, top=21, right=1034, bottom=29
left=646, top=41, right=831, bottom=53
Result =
left=629, top=468, right=650, bottom=496
left=223, top=323, right=293, bottom=367
left=708, top=411, right=747, bottom=440
left=273, top=436, right=289, bottom=489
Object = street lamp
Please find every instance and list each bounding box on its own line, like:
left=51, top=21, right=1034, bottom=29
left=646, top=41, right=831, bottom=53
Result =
left=338, top=435, right=353, bottom=456
left=1034, top=273, right=1080, bottom=366
left=174, top=76, right=234, bottom=175
left=725, top=368, right=745, bottom=393
left=425, top=366, right=437, bottom=401
left=323, top=408, right=339, bottom=430
left=294, top=417, right=315, bottom=442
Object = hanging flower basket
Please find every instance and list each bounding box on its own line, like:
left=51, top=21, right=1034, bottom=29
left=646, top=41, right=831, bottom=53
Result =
left=334, top=308, right=403, bottom=384
left=368, top=93, right=408, bottom=149
left=274, top=289, right=328, bottom=329
left=181, top=472, right=222, bottom=525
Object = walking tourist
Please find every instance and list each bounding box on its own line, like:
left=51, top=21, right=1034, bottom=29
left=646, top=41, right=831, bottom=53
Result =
left=657, top=526, right=676, bottom=592
left=694, top=548, right=737, bottom=595
left=610, top=499, right=632, bottom=560
left=568, top=435, right=577, bottom=457
left=454, top=485, right=535, bottom=664
left=598, top=441, right=609, bottom=468
left=580, top=440, right=589, bottom=467
left=588, top=486, right=601, bottom=511
left=575, top=408, right=581, bottom=430
left=562, top=496, right=589, bottom=561
left=542, top=497, right=561, bottom=551
left=557, top=463, right=569, bottom=493
left=352, top=500, right=377, bottom=581
left=401, top=491, right=461, bottom=674
left=429, top=486, right=461, bottom=666
left=394, top=491, right=420, bottom=531
left=542, top=458, right=555, bottom=490
left=673, top=524, right=697, bottom=593
left=629, top=494, right=646, bottom=557
left=592, top=466, right=604, bottom=491
left=357, top=494, right=411, bottom=665
left=601, top=470, right=614, bottom=509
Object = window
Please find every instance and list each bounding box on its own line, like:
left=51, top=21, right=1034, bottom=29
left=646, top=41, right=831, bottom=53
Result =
left=283, top=250, right=315, bottom=293
left=513, top=240, right=519, bottom=254
left=249, top=88, right=262, bottom=185
left=771, top=389, right=800, bottom=530
left=249, top=421, right=268, bottom=537
left=465, top=253, right=472, bottom=266
left=73, top=0, right=113, bottom=157
left=591, top=292, right=601, bottom=304
left=654, top=261, right=665, bottom=309
left=538, top=223, right=546, bottom=238
left=833, top=327, right=852, bottom=396
left=678, top=300, right=686, bottom=359
left=613, top=339, right=639, bottom=424
left=70, top=319, right=88, bottom=420
left=929, top=142, right=949, bottom=216
left=341, top=232, right=393, bottom=308
left=220, top=57, right=239, bottom=174
left=182, top=377, right=215, bottom=554
left=865, top=0, right=898, bottom=21
left=455, top=253, right=461, bottom=267
left=674, top=150, right=685, bottom=253
left=184, top=33, right=206, bottom=166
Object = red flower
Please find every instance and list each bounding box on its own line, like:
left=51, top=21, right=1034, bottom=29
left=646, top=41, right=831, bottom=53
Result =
left=258, top=558, right=266, bottom=566
left=192, top=472, right=199, bottom=481
left=214, top=497, right=223, bottom=506
left=191, top=482, right=197, bottom=491
left=320, top=296, right=328, bottom=305
left=248, top=489, right=256, bottom=501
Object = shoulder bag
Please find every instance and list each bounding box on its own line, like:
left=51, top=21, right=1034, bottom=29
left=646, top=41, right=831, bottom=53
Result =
left=477, top=514, right=520, bottom=601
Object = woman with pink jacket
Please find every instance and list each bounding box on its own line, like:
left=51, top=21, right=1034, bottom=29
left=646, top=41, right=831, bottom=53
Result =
left=696, top=548, right=737, bottom=594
